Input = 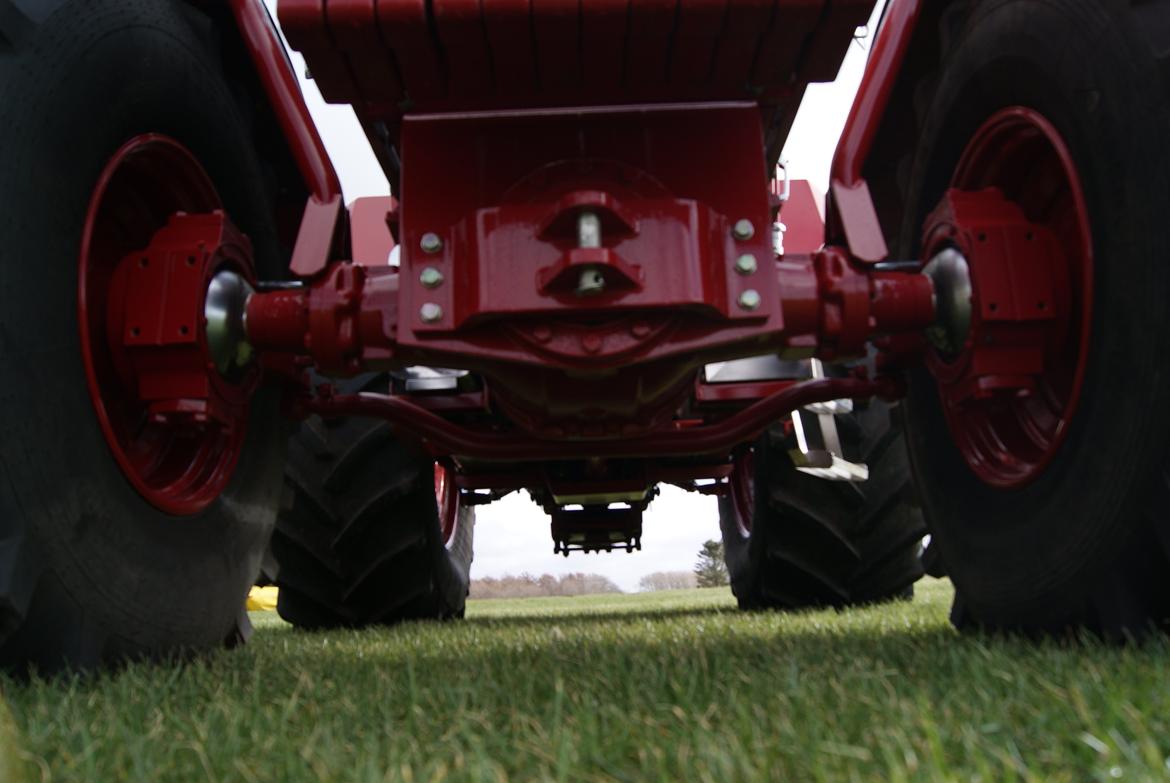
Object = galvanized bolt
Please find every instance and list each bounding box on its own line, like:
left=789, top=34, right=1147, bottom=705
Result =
left=734, top=253, right=758, bottom=275
left=419, top=302, right=443, bottom=323
left=578, top=211, right=601, bottom=249
left=732, top=219, right=755, bottom=241
left=420, top=232, right=443, bottom=254
left=577, top=267, right=606, bottom=296
left=738, top=289, right=762, bottom=311
left=419, top=266, right=444, bottom=288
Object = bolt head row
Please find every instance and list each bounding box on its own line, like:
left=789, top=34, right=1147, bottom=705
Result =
left=731, top=221, right=759, bottom=310
left=419, top=233, right=444, bottom=323
left=418, top=225, right=760, bottom=317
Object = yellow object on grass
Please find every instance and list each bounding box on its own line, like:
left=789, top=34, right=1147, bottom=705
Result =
left=0, top=690, right=30, bottom=783
left=246, top=585, right=279, bottom=612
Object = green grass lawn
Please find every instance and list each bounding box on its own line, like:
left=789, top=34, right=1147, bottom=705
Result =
left=3, top=578, right=1170, bottom=781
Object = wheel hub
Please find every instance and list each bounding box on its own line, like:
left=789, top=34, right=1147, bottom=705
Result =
left=922, top=247, right=972, bottom=357
left=923, top=107, right=1093, bottom=488
left=80, top=135, right=258, bottom=515
left=204, top=269, right=256, bottom=378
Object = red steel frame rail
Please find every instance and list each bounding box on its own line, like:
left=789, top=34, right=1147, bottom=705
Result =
left=295, top=376, right=898, bottom=461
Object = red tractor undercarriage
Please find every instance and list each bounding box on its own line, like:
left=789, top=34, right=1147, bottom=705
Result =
left=103, top=5, right=944, bottom=514
left=4, top=0, right=1170, bottom=668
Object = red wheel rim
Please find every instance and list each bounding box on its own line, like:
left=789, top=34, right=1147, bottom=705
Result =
left=79, top=135, right=248, bottom=515
left=932, top=107, right=1093, bottom=488
left=729, top=448, right=755, bottom=536
left=434, top=462, right=460, bottom=545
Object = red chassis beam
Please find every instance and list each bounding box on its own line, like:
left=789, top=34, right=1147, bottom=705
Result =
left=294, top=376, right=899, bottom=461
left=456, top=465, right=735, bottom=498
left=224, top=0, right=347, bottom=277
left=828, top=0, right=921, bottom=263
left=227, top=0, right=340, bottom=205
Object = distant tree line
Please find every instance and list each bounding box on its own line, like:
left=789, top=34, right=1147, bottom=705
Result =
left=637, top=571, right=697, bottom=592
left=470, top=572, right=622, bottom=599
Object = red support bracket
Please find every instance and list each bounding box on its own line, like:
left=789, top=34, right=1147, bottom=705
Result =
left=923, top=187, right=1060, bottom=406
left=107, top=211, right=257, bottom=430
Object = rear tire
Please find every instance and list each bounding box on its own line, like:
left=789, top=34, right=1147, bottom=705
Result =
left=900, top=0, right=1170, bottom=636
left=719, top=401, right=925, bottom=609
left=271, top=375, right=474, bottom=629
left=0, top=0, right=287, bottom=670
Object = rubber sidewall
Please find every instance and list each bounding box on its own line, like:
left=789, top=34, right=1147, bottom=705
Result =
left=0, top=0, right=286, bottom=665
left=901, top=0, right=1170, bottom=627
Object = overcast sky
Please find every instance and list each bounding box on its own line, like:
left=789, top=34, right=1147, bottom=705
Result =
left=264, top=1, right=879, bottom=591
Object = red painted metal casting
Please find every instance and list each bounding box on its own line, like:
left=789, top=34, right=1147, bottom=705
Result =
left=924, top=107, right=1093, bottom=488
left=349, top=196, right=398, bottom=267
left=779, top=180, right=826, bottom=255
left=246, top=244, right=932, bottom=439
left=395, top=104, right=778, bottom=341
left=243, top=101, right=934, bottom=440
left=79, top=136, right=253, bottom=515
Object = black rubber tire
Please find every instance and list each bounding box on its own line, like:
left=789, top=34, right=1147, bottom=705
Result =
left=898, top=0, right=1170, bottom=636
left=0, top=0, right=287, bottom=671
left=270, top=375, right=475, bottom=629
left=719, top=401, right=926, bottom=609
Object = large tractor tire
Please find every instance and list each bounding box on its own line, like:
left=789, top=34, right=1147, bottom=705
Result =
left=0, top=0, right=287, bottom=670
left=898, top=0, right=1170, bottom=636
left=719, top=401, right=926, bottom=609
left=270, top=375, right=475, bottom=629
